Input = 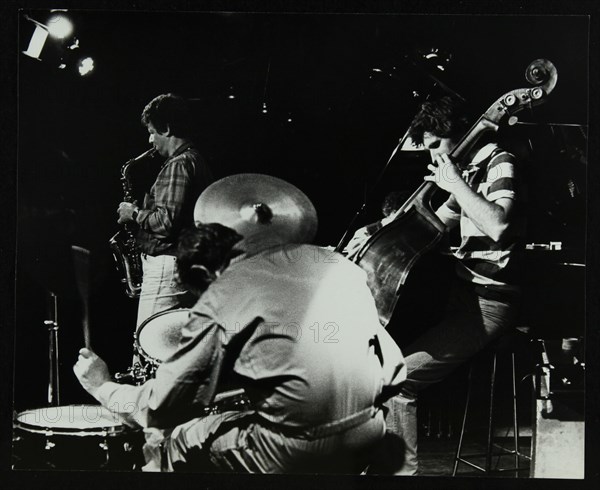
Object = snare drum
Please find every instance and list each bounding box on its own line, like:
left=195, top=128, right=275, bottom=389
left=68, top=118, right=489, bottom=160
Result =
left=134, top=308, right=190, bottom=374
left=13, top=405, right=143, bottom=470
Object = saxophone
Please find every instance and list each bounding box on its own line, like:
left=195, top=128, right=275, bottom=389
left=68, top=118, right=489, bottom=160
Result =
left=109, top=148, right=156, bottom=298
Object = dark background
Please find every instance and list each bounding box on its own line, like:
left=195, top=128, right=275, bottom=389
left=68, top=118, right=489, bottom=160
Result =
left=14, top=10, right=588, bottom=419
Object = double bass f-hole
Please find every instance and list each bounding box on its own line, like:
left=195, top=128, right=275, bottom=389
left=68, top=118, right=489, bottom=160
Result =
left=351, top=59, right=557, bottom=327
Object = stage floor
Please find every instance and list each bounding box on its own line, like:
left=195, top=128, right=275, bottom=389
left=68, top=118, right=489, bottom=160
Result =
left=419, top=434, right=532, bottom=477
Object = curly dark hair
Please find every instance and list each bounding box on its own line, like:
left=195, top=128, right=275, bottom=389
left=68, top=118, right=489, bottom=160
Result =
left=381, top=190, right=410, bottom=217
left=408, top=95, right=471, bottom=147
left=141, top=93, right=195, bottom=138
left=176, top=223, right=243, bottom=291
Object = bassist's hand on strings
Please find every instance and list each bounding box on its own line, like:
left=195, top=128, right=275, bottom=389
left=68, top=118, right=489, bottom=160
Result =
left=423, top=153, right=466, bottom=194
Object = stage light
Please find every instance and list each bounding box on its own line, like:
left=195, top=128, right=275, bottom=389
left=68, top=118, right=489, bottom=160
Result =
left=22, top=24, right=48, bottom=59
left=77, top=57, right=94, bottom=76
left=47, top=14, right=73, bottom=39
left=421, top=47, right=452, bottom=72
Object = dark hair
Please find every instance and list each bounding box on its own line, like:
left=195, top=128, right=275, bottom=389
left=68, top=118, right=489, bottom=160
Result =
left=176, top=223, right=243, bottom=291
left=381, top=190, right=410, bottom=217
left=141, top=93, right=195, bottom=138
left=408, top=95, right=471, bottom=147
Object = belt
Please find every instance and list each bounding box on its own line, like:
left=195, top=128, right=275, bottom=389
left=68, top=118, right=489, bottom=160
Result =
left=141, top=251, right=177, bottom=258
left=258, top=406, right=379, bottom=440
left=473, top=284, right=520, bottom=302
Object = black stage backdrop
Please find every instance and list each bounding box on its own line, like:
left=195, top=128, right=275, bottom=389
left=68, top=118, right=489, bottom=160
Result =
left=13, top=8, right=589, bottom=442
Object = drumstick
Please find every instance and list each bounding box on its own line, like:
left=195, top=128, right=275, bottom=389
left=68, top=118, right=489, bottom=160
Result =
left=71, top=245, right=92, bottom=349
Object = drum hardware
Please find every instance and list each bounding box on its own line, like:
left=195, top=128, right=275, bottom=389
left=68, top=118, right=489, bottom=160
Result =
left=113, top=310, right=252, bottom=414
left=114, top=309, right=190, bottom=385
left=44, top=291, right=60, bottom=406
left=113, top=362, right=153, bottom=385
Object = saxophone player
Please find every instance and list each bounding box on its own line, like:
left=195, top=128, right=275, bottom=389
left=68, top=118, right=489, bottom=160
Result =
left=117, top=93, right=213, bottom=328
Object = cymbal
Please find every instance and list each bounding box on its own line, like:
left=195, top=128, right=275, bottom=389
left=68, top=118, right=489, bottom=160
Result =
left=194, top=173, right=318, bottom=246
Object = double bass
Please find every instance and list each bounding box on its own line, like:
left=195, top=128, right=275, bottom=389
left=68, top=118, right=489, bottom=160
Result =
left=350, top=59, right=558, bottom=327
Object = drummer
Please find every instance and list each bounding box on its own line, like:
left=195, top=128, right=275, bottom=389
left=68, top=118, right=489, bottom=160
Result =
left=74, top=174, right=407, bottom=473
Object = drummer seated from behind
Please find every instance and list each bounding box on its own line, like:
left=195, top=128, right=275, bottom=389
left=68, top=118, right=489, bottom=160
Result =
left=74, top=176, right=407, bottom=473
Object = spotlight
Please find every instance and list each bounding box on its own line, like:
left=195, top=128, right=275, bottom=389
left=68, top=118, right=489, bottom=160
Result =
left=417, top=47, right=452, bottom=71
left=47, top=14, right=73, bottom=39
left=77, top=57, right=94, bottom=76
left=22, top=24, right=49, bottom=59
left=420, top=47, right=452, bottom=72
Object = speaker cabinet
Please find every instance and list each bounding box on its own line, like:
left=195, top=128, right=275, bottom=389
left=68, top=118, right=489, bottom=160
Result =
left=530, top=399, right=584, bottom=478
left=530, top=338, right=585, bottom=479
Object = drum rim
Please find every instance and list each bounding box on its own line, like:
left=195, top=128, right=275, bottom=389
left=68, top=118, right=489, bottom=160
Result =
left=134, top=308, right=190, bottom=366
left=14, top=404, right=127, bottom=436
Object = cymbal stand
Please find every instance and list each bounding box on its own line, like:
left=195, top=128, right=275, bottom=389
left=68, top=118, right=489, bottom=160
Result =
left=44, top=291, right=60, bottom=406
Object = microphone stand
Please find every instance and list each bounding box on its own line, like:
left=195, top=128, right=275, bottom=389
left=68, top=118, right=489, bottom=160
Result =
left=44, top=291, right=60, bottom=406
left=334, top=62, right=465, bottom=253
left=334, top=65, right=465, bottom=252
left=334, top=129, right=411, bottom=253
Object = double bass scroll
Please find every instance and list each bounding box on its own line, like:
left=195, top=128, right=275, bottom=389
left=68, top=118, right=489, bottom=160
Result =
left=353, top=59, right=558, bottom=327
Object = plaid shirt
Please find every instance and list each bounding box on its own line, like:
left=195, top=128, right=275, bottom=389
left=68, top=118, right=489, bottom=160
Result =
left=136, top=143, right=213, bottom=255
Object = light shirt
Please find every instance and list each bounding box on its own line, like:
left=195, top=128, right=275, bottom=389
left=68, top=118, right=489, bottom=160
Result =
left=96, top=244, right=406, bottom=429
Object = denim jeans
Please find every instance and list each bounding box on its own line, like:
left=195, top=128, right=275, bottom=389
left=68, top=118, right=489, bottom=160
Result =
left=132, top=254, right=193, bottom=366
left=380, top=279, right=519, bottom=475
left=143, top=408, right=386, bottom=474
left=137, top=254, right=191, bottom=328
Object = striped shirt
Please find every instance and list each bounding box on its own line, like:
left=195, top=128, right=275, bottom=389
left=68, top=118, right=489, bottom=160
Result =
left=136, top=143, right=213, bottom=256
left=436, top=143, right=526, bottom=291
